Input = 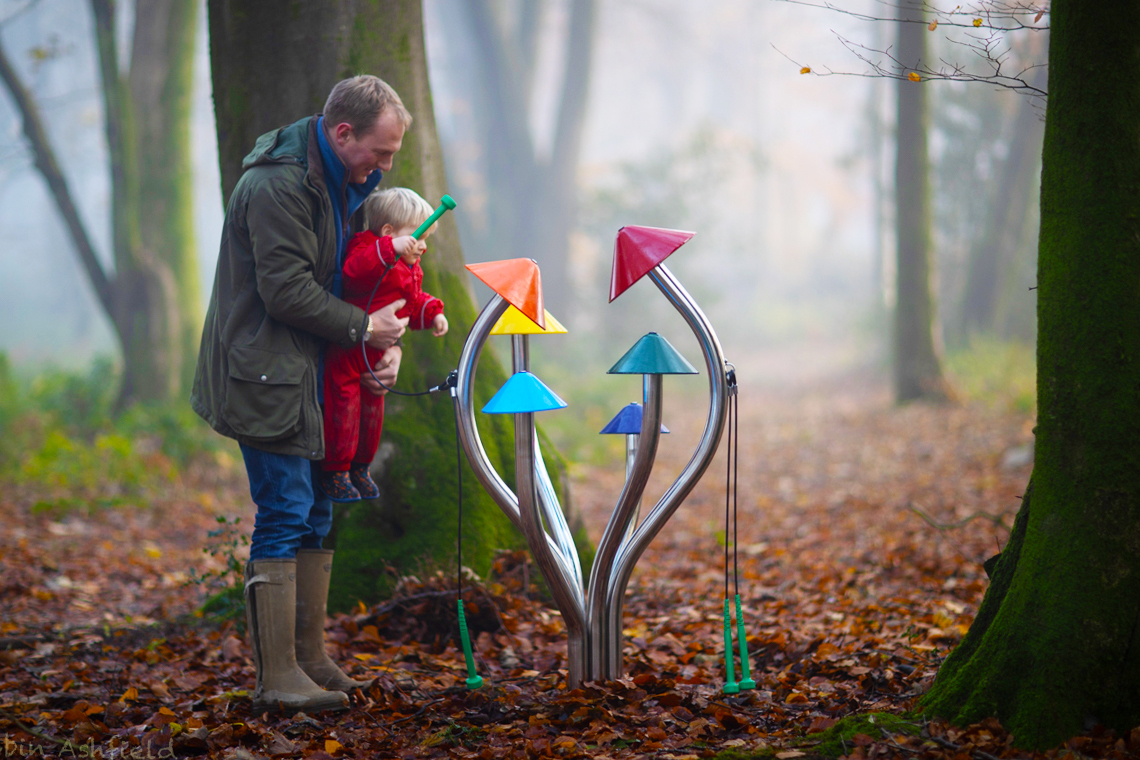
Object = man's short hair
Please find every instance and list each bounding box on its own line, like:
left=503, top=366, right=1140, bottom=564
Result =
left=365, top=187, right=436, bottom=235
left=324, top=75, right=413, bottom=137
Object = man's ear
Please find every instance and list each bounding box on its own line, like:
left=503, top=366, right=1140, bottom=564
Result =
left=333, top=122, right=354, bottom=146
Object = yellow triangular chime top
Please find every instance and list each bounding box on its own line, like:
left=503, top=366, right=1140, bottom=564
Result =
left=490, top=306, right=568, bottom=335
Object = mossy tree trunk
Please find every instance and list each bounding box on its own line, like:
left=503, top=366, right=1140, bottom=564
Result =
left=130, top=0, right=201, bottom=394
left=921, top=3, right=1140, bottom=749
left=894, top=0, right=950, bottom=402
left=0, top=0, right=196, bottom=407
left=208, top=0, right=572, bottom=610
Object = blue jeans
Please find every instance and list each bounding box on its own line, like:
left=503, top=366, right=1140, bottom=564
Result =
left=240, top=444, right=333, bottom=560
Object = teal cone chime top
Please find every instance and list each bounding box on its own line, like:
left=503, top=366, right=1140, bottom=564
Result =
left=482, top=371, right=568, bottom=414
left=608, top=332, right=698, bottom=375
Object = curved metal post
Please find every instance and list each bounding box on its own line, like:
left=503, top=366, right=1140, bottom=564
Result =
left=587, top=373, right=663, bottom=680
left=515, top=411, right=587, bottom=687
left=603, top=264, right=729, bottom=677
left=456, top=296, right=586, bottom=685
left=510, top=336, right=584, bottom=593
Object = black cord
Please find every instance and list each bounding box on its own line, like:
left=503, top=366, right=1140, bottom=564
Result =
left=731, top=369, right=739, bottom=598
left=454, top=390, right=463, bottom=599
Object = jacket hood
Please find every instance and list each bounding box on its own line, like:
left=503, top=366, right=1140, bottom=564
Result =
left=242, top=115, right=314, bottom=171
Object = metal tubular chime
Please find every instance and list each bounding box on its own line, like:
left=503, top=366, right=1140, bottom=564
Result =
left=455, top=232, right=731, bottom=687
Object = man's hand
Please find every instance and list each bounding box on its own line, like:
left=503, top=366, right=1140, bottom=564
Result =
left=431, top=313, right=448, bottom=337
left=368, top=298, right=408, bottom=349
left=362, top=346, right=401, bottom=396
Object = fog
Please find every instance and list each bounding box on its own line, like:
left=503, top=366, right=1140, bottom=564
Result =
left=0, top=0, right=1041, bottom=406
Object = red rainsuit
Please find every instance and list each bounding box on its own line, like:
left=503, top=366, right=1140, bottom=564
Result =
left=322, top=231, right=445, bottom=472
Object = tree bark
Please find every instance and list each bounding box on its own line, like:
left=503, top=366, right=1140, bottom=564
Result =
left=921, top=2, right=1140, bottom=749
left=0, top=1, right=187, bottom=406
left=131, top=0, right=200, bottom=392
left=208, top=0, right=574, bottom=609
left=894, top=0, right=950, bottom=402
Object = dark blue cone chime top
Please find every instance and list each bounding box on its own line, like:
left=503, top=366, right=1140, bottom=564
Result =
left=600, top=402, right=669, bottom=435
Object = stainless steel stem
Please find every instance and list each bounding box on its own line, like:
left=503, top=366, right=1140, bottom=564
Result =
left=515, top=410, right=587, bottom=687
left=457, top=297, right=586, bottom=685
left=603, top=264, right=729, bottom=677
left=586, top=373, right=662, bottom=680
left=511, top=336, right=584, bottom=596
left=455, top=296, right=520, bottom=530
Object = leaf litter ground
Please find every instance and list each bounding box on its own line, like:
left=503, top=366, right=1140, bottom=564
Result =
left=2, top=363, right=1133, bottom=759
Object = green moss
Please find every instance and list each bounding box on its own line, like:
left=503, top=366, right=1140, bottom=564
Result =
left=804, top=713, right=923, bottom=758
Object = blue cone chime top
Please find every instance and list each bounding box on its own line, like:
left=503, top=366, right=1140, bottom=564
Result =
left=482, top=371, right=568, bottom=414
left=608, top=332, right=698, bottom=375
left=600, top=402, right=670, bottom=435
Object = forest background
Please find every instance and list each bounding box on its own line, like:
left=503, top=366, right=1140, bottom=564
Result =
left=0, top=1, right=1058, bottom=758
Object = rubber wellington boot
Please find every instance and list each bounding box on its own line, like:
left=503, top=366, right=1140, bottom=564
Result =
left=295, top=549, right=370, bottom=692
left=244, top=559, right=349, bottom=714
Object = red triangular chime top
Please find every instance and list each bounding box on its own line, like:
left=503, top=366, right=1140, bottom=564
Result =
left=466, top=259, right=546, bottom=329
left=609, top=225, right=696, bottom=302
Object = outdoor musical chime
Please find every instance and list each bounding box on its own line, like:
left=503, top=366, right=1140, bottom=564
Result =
left=453, top=225, right=750, bottom=689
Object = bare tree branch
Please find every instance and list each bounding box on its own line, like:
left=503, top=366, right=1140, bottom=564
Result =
left=0, top=0, right=41, bottom=29
left=773, top=0, right=1049, bottom=32
left=774, top=0, right=1049, bottom=99
left=0, top=33, right=115, bottom=313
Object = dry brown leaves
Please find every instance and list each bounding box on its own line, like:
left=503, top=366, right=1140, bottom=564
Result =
left=1, top=369, right=1132, bottom=758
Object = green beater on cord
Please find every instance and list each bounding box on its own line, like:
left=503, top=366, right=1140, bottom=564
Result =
left=452, top=383, right=483, bottom=689
left=721, top=365, right=754, bottom=693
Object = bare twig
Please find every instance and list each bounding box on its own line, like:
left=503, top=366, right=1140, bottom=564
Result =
left=909, top=502, right=1011, bottom=532
left=0, top=706, right=68, bottom=747
left=0, top=0, right=40, bottom=28
left=774, top=0, right=1050, bottom=100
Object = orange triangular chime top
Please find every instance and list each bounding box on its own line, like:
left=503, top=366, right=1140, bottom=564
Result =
left=466, top=259, right=546, bottom=329
left=609, top=225, right=696, bottom=302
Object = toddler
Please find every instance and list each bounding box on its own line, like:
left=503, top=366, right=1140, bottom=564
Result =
left=321, top=187, right=448, bottom=501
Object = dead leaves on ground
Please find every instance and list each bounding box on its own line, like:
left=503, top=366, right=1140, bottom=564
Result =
left=2, top=379, right=1130, bottom=758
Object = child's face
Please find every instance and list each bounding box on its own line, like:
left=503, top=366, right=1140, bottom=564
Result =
left=391, top=224, right=431, bottom=266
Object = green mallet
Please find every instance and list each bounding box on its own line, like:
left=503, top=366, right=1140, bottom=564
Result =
left=457, top=599, right=483, bottom=689
left=735, top=594, right=756, bottom=689
left=412, top=194, right=457, bottom=239
left=722, top=598, right=740, bottom=694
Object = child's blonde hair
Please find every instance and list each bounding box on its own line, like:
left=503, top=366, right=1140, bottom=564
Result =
left=364, top=187, right=436, bottom=236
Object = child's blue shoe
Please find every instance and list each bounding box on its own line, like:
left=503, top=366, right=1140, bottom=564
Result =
left=349, top=464, right=380, bottom=499
left=320, top=470, right=361, bottom=502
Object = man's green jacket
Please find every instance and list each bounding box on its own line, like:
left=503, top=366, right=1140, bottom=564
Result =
left=191, top=116, right=371, bottom=459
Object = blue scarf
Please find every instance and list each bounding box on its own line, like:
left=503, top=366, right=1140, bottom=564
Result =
left=317, top=116, right=384, bottom=297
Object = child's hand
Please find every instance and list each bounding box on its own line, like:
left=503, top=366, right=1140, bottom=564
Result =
left=391, top=235, right=426, bottom=261
left=432, top=313, right=448, bottom=337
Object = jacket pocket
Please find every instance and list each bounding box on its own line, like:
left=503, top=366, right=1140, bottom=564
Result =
left=221, top=344, right=308, bottom=441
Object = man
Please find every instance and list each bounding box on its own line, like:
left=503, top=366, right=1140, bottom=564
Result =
left=192, top=76, right=411, bottom=714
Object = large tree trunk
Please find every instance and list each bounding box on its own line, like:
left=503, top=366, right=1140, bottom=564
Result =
left=0, top=1, right=189, bottom=407
left=921, top=3, right=1140, bottom=749
left=130, top=0, right=200, bottom=393
left=208, top=0, right=573, bottom=610
left=92, top=0, right=181, bottom=406
left=893, top=1, right=950, bottom=402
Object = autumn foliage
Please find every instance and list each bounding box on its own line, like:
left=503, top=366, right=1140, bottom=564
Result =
left=1, top=367, right=1134, bottom=758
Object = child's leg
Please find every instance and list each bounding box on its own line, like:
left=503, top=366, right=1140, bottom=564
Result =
left=354, top=347, right=387, bottom=466
left=322, top=346, right=363, bottom=472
